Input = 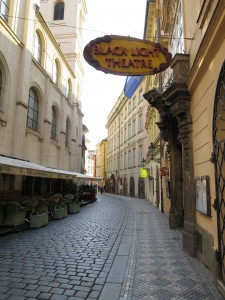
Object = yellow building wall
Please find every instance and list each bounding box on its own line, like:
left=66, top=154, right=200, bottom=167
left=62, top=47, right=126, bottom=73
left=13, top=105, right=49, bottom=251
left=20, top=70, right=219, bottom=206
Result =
left=190, top=38, right=225, bottom=249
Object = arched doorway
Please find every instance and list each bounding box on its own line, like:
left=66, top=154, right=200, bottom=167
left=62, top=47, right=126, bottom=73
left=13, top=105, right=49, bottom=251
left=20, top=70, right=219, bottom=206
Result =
left=213, top=61, right=225, bottom=282
left=138, top=177, right=145, bottom=199
left=110, top=174, right=115, bottom=193
left=130, top=176, right=135, bottom=197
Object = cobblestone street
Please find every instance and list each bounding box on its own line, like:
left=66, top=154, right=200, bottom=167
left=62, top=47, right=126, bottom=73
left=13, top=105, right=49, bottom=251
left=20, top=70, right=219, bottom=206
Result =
left=0, top=194, right=224, bottom=300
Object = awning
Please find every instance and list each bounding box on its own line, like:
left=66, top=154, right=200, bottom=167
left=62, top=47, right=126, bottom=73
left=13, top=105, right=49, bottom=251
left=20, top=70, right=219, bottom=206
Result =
left=74, top=174, right=101, bottom=182
left=0, top=155, right=99, bottom=181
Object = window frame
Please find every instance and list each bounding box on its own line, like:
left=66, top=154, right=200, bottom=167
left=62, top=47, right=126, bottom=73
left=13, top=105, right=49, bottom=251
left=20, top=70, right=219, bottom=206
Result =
left=54, top=2, right=64, bottom=21
left=34, top=31, right=42, bottom=64
left=27, top=88, right=39, bottom=131
left=0, top=0, right=10, bottom=23
left=51, top=107, right=57, bottom=141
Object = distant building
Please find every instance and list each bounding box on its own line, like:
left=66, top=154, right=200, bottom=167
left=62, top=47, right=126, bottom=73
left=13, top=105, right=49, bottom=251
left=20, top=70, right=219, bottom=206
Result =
left=95, top=139, right=107, bottom=189
left=105, top=77, right=148, bottom=197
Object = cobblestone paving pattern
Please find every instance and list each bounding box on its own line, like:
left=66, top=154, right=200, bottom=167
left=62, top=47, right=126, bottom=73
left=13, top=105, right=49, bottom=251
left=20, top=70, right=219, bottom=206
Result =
left=119, top=196, right=224, bottom=300
left=0, top=194, right=224, bottom=300
left=0, top=195, right=128, bottom=300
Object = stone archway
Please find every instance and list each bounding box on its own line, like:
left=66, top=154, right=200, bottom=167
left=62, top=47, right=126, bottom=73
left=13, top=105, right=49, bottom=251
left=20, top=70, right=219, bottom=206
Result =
left=123, top=177, right=127, bottom=196
left=138, top=177, right=145, bottom=199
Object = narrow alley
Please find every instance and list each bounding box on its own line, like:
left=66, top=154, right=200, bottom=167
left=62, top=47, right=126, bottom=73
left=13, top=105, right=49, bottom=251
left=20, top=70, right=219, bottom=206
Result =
left=0, top=194, right=223, bottom=300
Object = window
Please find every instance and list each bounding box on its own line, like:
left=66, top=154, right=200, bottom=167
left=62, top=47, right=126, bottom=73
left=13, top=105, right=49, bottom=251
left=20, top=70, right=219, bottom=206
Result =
left=124, top=127, right=127, bottom=142
left=132, top=148, right=136, bottom=167
left=132, top=119, right=136, bottom=136
left=27, top=88, right=39, bottom=130
left=139, top=89, right=143, bottom=102
left=128, top=150, right=131, bottom=168
left=138, top=145, right=143, bottom=165
left=65, top=119, right=69, bottom=148
left=128, top=101, right=131, bottom=113
left=138, top=113, right=143, bottom=131
left=66, top=78, right=72, bottom=99
left=51, top=107, right=57, bottom=140
left=124, top=152, right=127, bottom=169
left=128, top=123, right=131, bottom=139
left=34, top=31, right=42, bottom=64
left=0, top=0, right=10, bottom=23
left=54, top=2, right=64, bottom=20
left=171, top=2, right=184, bottom=56
left=53, top=60, right=58, bottom=84
left=133, top=96, right=136, bottom=109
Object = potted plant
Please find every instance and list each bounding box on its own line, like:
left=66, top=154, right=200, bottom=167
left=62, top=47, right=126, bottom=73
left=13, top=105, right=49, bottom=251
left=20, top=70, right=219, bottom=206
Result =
left=30, top=198, right=48, bottom=228
left=53, top=194, right=68, bottom=220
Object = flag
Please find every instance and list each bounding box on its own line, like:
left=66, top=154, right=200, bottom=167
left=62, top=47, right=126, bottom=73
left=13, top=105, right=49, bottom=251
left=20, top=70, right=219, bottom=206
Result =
left=123, top=76, right=144, bottom=98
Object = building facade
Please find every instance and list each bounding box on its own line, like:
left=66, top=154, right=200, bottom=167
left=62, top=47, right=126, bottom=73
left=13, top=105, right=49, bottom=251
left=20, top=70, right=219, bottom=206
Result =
left=105, top=77, right=149, bottom=197
left=143, top=0, right=225, bottom=294
left=0, top=0, right=87, bottom=194
left=95, top=139, right=107, bottom=189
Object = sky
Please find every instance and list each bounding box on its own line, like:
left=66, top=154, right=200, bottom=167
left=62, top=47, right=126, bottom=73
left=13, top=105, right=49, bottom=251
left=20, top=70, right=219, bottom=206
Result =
left=82, top=0, right=147, bottom=149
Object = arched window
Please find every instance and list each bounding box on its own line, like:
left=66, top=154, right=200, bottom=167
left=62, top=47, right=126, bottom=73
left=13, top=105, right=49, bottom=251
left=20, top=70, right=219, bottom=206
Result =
left=54, top=2, right=64, bottom=20
left=66, top=78, right=72, bottom=99
left=27, top=88, right=39, bottom=130
left=51, top=107, right=57, bottom=140
left=53, top=59, right=59, bottom=85
left=65, top=119, right=70, bottom=148
left=34, top=31, right=42, bottom=64
left=0, top=0, right=10, bottom=23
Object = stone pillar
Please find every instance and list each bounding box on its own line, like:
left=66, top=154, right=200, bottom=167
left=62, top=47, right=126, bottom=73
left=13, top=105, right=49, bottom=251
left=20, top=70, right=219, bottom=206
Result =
left=171, top=100, right=196, bottom=256
left=144, top=54, right=197, bottom=256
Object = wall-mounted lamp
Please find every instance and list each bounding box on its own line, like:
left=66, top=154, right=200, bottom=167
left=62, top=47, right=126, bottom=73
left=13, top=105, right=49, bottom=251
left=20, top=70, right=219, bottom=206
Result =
left=141, top=157, right=146, bottom=167
left=149, top=142, right=161, bottom=164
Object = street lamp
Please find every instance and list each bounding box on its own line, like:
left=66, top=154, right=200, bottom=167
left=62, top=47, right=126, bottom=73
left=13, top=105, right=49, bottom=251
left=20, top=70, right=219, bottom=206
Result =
left=141, top=157, right=146, bottom=167
left=148, top=142, right=161, bottom=164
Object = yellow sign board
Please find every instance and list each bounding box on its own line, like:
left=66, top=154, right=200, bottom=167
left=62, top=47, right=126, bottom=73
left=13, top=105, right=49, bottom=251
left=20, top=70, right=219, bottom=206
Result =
left=140, top=167, right=148, bottom=178
left=83, top=35, right=172, bottom=76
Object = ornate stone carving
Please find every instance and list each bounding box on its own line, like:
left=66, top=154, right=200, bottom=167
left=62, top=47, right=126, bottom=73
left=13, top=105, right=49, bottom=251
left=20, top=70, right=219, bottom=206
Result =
left=168, top=0, right=178, bottom=24
left=156, top=121, right=169, bottom=141
left=144, top=88, right=169, bottom=121
left=170, top=98, right=192, bottom=170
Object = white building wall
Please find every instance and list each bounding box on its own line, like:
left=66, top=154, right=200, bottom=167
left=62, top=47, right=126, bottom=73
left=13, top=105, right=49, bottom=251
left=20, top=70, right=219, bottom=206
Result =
left=0, top=0, right=85, bottom=174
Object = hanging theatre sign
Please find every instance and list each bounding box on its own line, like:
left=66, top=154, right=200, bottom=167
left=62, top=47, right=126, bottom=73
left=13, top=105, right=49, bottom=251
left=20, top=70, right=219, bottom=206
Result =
left=83, top=35, right=172, bottom=76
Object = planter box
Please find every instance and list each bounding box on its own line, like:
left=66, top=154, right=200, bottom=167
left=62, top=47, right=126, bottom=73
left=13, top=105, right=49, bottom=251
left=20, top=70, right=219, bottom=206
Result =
left=30, top=213, right=48, bottom=228
left=68, top=203, right=80, bottom=214
left=54, top=207, right=67, bottom=220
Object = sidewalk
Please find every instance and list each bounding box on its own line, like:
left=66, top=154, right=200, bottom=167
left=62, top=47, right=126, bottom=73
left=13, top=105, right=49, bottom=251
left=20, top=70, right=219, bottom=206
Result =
left=97, top=195, right=224, bottom=300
